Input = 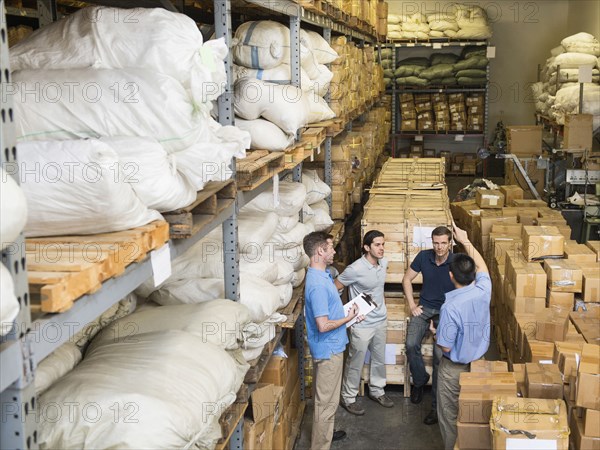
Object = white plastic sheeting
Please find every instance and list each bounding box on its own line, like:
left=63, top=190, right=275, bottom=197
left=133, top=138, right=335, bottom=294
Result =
left=40, top=331, right=247, bottom=449
left=18, top=140, right=162, bottom=237
left=0, top=167, right=28, bottom=250
left=9, top=6, right=227, bottom=109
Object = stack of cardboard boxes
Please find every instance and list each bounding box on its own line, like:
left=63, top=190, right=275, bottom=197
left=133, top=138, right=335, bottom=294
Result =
left=504, top=125, right=546, bottom=199
left=449, top=152, right=477, bottom=174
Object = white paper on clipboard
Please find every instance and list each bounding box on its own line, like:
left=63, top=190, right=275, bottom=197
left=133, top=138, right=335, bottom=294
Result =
left=344, top=293, right=377, bottom=327
left=412, top=226, right=436, bottom=248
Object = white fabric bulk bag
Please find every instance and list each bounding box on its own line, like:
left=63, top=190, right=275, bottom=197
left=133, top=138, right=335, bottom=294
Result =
left=551, top=52, right=598, bottom=70
left=18, top=139, right=162, bottom=237
left=562, top=32, right=600, bottom=56
left=303, top=30, right=339, bottom=64
left=233, top=63, right=311, bottom=91
left=307, top=64, right=334, bottom=97
left=277, top=282, right=293, bottom=308
left=302, top=169, right=331, bottom=203
left=234, top=78, right=310, bottom=135
left=10, top=7, right=228, bottom=108
left=35, top=341, right=82, bottom=395
left=0, top=264, right=20, bottom=337
left=12, top=68, right=208, bottom=153
left=234, top=118, right=295, bottom=151
left=233, top=21, right=291, bottom=69
left=40, top=330, right=246, bottom=449
left=0, top=168, right=28, bottom=250
left=91, top=300, right=253, bottom=351
left=307, top=207, right=334, bottom=232
left=149, top=275, right=282, bottom=322
left=291, top=268, right=306, bottom=288
left=241, top=180, right=307, bottom=216
left=101, top=137, right=197, bottom=212
left=307, top=91, right=336, bottom=123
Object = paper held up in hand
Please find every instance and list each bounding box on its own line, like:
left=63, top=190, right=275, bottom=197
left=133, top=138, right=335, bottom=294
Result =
left=344, top=293, right=377, bottom=328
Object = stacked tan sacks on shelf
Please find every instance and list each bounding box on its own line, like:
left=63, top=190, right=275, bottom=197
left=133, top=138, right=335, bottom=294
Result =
left=329, top=38, right=384, bottom=117
left=362, top=158, right=452, bottom=283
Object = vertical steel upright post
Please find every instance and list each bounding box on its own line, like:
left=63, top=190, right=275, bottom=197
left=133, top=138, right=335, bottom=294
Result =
left=1, top=3, right=38, bottom=447
left=215, top=0, right=239, bottom=302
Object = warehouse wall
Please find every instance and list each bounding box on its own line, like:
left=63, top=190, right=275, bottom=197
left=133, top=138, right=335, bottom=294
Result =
left=567, top=0, right=600, bottom=37
left=388, top=1, right=574, bottom=143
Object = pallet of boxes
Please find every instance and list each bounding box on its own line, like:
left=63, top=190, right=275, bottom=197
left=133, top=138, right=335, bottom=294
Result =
left=360, top=158, right=451, bottom=394
left=450, top=185, right=600, bottom=450
left=247, top=338, right=303, bottom=450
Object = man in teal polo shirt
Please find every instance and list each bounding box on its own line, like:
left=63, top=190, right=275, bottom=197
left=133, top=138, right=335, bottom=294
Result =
left=303, top=231, right=360, bottom=450
left=430, top=223, right=491, bottom=450
left=402, top=226, right=455, bottom=425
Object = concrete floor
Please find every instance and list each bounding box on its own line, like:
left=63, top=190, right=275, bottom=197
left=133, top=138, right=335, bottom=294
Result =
left=294, top=175, right=502, bottom=450
left=295, top=385, right=444, bottom=450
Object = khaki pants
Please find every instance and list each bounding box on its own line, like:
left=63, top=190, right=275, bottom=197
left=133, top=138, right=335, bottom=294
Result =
left=341, top=321, right=387, bottom=404
left=437, top=356, right=470, bottom=450
left=311, top=352, right=344, bottom=450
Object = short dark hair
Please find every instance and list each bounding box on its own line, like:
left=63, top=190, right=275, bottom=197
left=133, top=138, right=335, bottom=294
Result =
left=303, top=231, right=333, bottom=258
left=449, top=254, right=476, bottom=286
left=362, top=230, right=384, bottom=254
left=432, top=226, right=452, bottom=240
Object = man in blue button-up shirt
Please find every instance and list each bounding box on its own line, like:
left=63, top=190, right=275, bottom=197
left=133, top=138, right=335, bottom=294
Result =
left=303, top=231, right=359, bottom=450
left=430, top=223, right=491, bottom=450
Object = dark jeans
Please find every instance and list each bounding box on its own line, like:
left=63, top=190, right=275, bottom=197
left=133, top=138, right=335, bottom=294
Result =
left=406, top=306, right=442, bottom=408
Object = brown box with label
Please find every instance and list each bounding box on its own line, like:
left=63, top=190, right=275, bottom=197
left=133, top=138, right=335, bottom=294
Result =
left=476, top=189, right=504, bottom=209
left=522, top=226, right=565, bottom=261
left=525, top=363, right=563, bottom=399
left=543, top=259, right=583, bottom=293
left=564, top=114, right=593, bottom=151
left=499, top=185, right=524, bottom=206
left=490, top=397, right=569, bottom=450
left=457, top=421, right=491, bottom=449
left=458, top=372, right=517, bottom=423
left=507, top=125, right=543, bottom=156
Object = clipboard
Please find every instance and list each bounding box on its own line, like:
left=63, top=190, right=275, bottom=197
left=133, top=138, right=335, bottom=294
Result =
left=344, top=293, right=377, bottom=328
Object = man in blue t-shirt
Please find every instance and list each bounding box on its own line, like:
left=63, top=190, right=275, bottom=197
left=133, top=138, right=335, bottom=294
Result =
left=303, top=231, right=359, bottom=450
left=430, top=223, right=491, bottom=450
left=402, top=226, right=455, bottom=425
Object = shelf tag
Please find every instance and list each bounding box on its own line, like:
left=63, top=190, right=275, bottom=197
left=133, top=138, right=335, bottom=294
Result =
left=415, top=135, right=423, bottom=142
left=486, top=46, right=496, bottom=59
left=579, top=65, right=593, bottom=83
left=455, top=135, right=464, bottom=142
left=273, top=174, right=280, bottom=208
left=433, top=43, right=442, bottom=49
left=151, top=243, right=172, bottom=287
left=407, top=43, right=415, bottom=47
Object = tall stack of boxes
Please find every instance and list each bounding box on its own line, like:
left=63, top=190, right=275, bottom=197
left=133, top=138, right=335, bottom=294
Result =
left=449, top=93, right=467, bottom=132
left=415, top=93, right=434, bottom=132
left=400, top=93, right=417, bottom=132
left=433, top=93, right=450, bottom=132
left=466, top=94, right=485, bottom=132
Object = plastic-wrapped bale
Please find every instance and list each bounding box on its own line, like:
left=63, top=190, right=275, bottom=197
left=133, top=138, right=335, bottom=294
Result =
left=40, top=330, right=248, bottom=449
left=18, top=140, right=162, bottom=237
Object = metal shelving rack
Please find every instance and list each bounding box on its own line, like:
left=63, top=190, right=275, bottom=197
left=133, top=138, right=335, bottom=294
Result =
left=1, top=0, right=380, bottom=447
left=382, top=40, right=491, bottom=156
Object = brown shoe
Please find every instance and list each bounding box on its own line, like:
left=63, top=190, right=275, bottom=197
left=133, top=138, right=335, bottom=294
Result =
left=340, top=401, right=365, bottom=416
left=368, top=394, right=394, bottom=408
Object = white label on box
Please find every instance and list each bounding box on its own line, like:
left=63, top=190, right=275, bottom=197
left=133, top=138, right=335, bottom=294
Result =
left=433, top=43, right=442, bottom=49
left=455, top=135, right=464, bottom=142
left=579, top=65, right=593, bottom=83
left=317, top=144, right=321, bottom=155
left=506, top=438, right=557, bottom=450
left=539, top=360, right=553, bottom=364
left=412, top=226, right=436, bottom=248
left=407, top=43, right=415, bottom=47
left=310, top=151, right=314, bottom=162
left=415, top=135, right=423, bottom=142
left=273, top=175, right=280, bottom=208
left=486, top=46, right=496, bottom=59
left=151, top=243, right=171, bottom=287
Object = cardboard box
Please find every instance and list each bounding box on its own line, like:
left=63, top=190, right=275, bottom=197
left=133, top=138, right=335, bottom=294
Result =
left=525, top=363, right=563, bottom=399
left=490, top=397, right=569, bottom=450
left=535, top=309, right=570, bottom=342
left=499, top=185, right=524, bottom=206
left=585, top=241, right=600, bottom=262
left=582, top=267, right=600, bottom=302
left=564, top=114, right=593, bottom=151
left=584, top=409, right=600, bottom=438
left=572, top=412, right=600, bottom=450
left=506, top=253, right=547, bottom=298
left=507, top=125, right=543, bottom=156
left=564, top=241, right=598, bottom=262
left=522, top=226, right=565, bottom=261
left=512, top=364, right=526, bottom=395
left=456, top=421, right=491, bottom=449
left=505, top=283, right=546, bottom=315
left=546, top=290, right=575, bottom=309
left=579, top=343, right=600, bottom=374
left=244, top=384, right=284, bottom=450
left=476, top=189, right=504, bottom=209
left=272, top=418, right=285, bottom=450
left=459, top=372, right=517, bottom=393
left=470, top=360, right=509, bottom=373
left=577, top=372, right=600, bottom=410
left=244, top=417, right=273, bottom=450
left=553, top=341, right=584, bottom=378
left=260, top=356, right=288, bottom=386
left=543, top=259, right=583, bottom=293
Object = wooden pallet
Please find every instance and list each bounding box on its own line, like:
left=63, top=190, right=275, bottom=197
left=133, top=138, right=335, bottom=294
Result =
left=302, top=127, right=326, bottom=149
left=237, top=150, right=285, bottom=190
left=280, top=286, right=304, bottom=329
left=284, top=141, right=313, bottom=169
left=215, top=402, right=247, bottom=450
left=27, top=221, right=169, bottom=313
left=162, top=180, right=236, bottom=239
